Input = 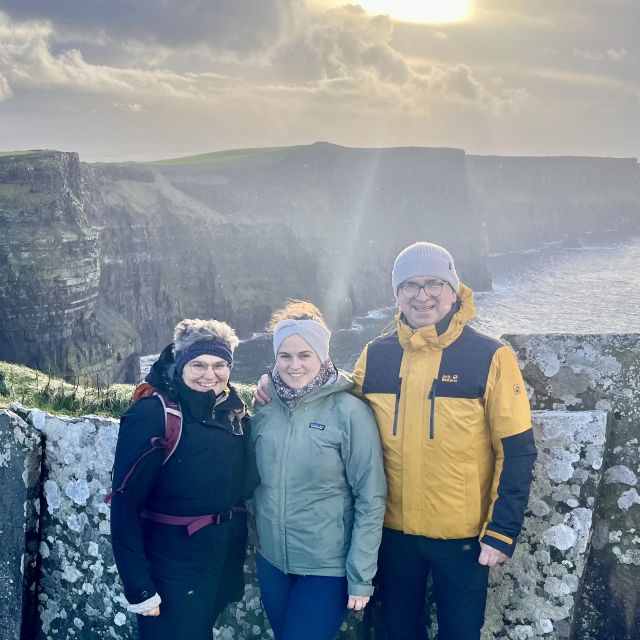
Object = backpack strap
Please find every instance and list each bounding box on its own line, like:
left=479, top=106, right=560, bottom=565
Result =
left=152, top=391, right=183, bottom=465
left=104, top=391, right=183, bottom=504
left=140, top=506, right=246, bottom=536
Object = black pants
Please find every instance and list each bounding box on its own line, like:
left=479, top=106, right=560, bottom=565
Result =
left=136, top=570, right=227, bottom=640
left=377, top=528, right=489, bottom=640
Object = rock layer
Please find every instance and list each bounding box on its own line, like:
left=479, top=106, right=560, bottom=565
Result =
left=0, top=151, right=140, bottom=385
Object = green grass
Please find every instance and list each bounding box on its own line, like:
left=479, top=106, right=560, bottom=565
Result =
left=145, top=146, right=291, bottom=166
left=0, top=150, right=53, bottom=158
left=0, top=361, right=134, bottom=417
left=0, top=361, right=256, bottom=418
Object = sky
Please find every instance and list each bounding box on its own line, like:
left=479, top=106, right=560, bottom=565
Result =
left=0, top=0, right=638, bottom=162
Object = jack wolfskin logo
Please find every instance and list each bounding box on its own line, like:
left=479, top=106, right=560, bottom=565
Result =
left=441, top=374, right=458, bottom=383
left=309, top=422, right=326, bottom=430
left=513, top=384, right=521, bottom=395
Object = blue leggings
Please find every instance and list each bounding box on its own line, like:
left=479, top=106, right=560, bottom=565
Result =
left=256, top=553, right=348, bottom=640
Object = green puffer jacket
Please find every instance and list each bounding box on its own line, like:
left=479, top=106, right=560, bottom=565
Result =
left=251, top=372, right=387, bottom=596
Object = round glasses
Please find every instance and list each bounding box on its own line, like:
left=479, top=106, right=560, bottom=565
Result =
left=188, top=361, right=232, bottom=376
left=399, top=280, right=447, bottom=299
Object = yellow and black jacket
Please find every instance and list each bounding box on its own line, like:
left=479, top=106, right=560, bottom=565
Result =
left=352, top=284, right=536, bottom=556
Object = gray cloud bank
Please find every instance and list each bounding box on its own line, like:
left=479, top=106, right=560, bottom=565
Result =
left=0, top=0, right=637, bottom=160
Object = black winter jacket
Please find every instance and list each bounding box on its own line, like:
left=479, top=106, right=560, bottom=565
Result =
left=110, top=345, right=256, bottom=606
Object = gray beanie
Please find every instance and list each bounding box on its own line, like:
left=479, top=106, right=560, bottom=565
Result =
left=273, top=319, right=331, bottom=362
left=392, top=242, right=460, bottom=293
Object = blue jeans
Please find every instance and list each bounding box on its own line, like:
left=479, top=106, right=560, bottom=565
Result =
left=377, top=528, right=489, bottom=640
left=256, top=553, right=348, bottom=640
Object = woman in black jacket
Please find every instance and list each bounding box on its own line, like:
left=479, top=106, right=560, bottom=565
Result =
left=109, top=319, right=256, bottom=639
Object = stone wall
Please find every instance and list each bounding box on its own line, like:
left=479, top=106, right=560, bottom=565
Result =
left=1, top=333, right=638, bottom=639
left=504, top=334, right=640, bottom=640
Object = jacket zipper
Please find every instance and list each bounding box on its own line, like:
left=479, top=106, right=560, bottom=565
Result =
left=280, top=406, right=294, bottom=572
left=428, top=378, right=437, bottom=439
left=392, top=377, right=402, bottom=436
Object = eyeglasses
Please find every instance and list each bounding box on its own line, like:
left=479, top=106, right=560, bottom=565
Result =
left=188, top=361, right=232, bottom=376
left=399, top=280, right=447, bottom=299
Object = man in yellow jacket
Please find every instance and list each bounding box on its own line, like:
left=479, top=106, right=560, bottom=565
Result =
left=352, top=241, right=537, bottom=640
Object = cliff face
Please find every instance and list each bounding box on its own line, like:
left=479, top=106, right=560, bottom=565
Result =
left=1, top=145, right=639, bottom=383
left=467, top=155, right=640, bottom=253
left=0, top=152, right=139, bottom=384
left=97, top=143, right=486, bottom=347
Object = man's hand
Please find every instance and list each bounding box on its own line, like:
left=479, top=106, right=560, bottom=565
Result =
left=478, top=541, right=509, bottom=566
left=252, top=373, right=272, bottom=406
left=347, top=595, right=370, bottom=611
left=141, top=606, right=160, bottom=617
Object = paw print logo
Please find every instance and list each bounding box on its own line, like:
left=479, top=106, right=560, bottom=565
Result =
left=513, top=384, right=521, bottom=396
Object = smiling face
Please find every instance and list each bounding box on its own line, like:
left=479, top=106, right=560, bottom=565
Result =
left=396, top=275, right=458, bottom=328
left=181, top=353, right=231, bottom=394
left=276, top=334, right=323, bottom=389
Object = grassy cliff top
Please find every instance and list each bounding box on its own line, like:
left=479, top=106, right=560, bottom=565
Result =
left=0, top=149, right=60, bottom=158
left=0, top=361, right=134, bottom=417
left=0, top=361, right=255, bottom=418
left=145, top=145, right=291, bottom=166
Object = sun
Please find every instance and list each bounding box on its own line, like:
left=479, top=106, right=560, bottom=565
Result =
left=354, top=0, right=472, bottom=23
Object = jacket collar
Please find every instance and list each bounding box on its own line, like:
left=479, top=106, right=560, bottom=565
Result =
left=396, top=283, right=476, bottom=352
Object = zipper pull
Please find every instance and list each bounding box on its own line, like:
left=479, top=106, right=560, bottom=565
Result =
left=428, top=378, right=437, bottom=399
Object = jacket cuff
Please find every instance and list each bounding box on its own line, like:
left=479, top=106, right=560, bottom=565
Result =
left=481, top=528, right=517, bottom=557
left=347, top=583, right=374, bottom=597
left=128, top=592, right=161, bottom=614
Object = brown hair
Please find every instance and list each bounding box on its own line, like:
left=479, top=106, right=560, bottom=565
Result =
left=266, top=299, right=328, bottom=332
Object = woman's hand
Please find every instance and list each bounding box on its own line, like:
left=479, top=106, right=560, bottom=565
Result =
left=347, top=595, right=370, bottom=611
left=141, top=606, right=160, bottom=617
left=252, top=374, right=272, bottom=406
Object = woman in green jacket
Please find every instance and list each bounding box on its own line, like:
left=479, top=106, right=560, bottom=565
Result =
left=251, top=300, right=387, bottom=640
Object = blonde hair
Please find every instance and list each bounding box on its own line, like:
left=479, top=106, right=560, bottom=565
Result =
left=266, top=299, right=328, bottom=332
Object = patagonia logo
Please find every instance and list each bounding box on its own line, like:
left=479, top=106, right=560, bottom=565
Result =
left=513, top=384, right=522, bottom=396
left=441, top=374, right=458, bottom=383
left=309, top=422, right=326, bottom=431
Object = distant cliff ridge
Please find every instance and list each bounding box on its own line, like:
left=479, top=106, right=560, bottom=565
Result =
left=1, top=144, right=639, bottom=383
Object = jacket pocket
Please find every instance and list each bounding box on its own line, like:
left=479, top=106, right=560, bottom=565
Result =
left=427, top=378, right=437, bottom=439
left=392, top=378, right=402, bottom=437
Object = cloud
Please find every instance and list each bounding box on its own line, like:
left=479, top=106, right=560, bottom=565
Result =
left=271, top=5, right=410, bottom=83
left=572, top=48, right=628, bottom=62
left=0, top=6, right=520, bottom=121
left=1, top=1, right=637, bottom=160
left=0, top=0, right=297, bottom=54
left=113, top=102, right=147, bottom=113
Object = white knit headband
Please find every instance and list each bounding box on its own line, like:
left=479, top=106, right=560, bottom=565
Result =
left=272, top=319, right=331, bottom=362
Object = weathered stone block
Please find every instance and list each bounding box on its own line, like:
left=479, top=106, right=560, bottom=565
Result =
left=483, top=410, right=607, bottom=640
left=504, top=334, right=640, bottom=640
left=0, top=409, right=42, bottom=640
left=25, top=408, right=136, bottom=640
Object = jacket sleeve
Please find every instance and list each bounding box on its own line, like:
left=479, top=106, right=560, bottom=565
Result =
left=341, top=398, right=387, bottom=596
left=481, top=345, right=537, bottom=556
left=350, top=344, right=369, bottom=398
left=109, top=398, right=165, bottom=605
left=241, top=415, right=261, bottom=501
